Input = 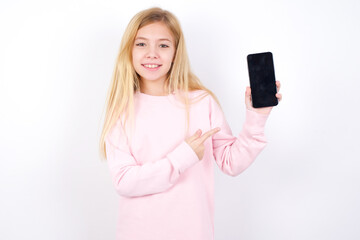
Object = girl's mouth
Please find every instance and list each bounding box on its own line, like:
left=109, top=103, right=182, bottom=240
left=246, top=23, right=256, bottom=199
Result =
left=142, top=64, right=162, bottom=70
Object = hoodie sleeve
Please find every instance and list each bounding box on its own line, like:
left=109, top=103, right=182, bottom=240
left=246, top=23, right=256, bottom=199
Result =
left=105, top=119, right=199, bottom=198
left=209, top=96, right=269, bottom=176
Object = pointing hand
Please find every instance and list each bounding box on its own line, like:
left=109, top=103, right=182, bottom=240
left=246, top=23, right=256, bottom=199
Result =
left=185, top=128, right=221, bottom=160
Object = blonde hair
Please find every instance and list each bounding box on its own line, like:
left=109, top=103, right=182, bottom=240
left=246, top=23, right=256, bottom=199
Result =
left=99, top=7, right=221, bottom=160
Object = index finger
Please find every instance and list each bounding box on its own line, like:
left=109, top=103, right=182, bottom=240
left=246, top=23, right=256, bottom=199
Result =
left=197, top=127, right=221, bottom=144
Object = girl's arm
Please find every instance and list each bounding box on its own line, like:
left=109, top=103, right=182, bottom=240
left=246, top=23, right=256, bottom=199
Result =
left=210, top=95, right=269, bottom=176
left=105, top=120, right=199, bottom=198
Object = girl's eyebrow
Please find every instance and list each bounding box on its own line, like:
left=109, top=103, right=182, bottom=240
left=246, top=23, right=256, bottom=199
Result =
left=135, top=37, right=172, bottom=42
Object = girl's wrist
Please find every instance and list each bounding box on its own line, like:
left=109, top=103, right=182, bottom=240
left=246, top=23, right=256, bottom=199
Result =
left=246, top=106, right=272, bottom=116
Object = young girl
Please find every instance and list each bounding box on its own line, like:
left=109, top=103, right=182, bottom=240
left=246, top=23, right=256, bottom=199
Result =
left=100, top=7, right=281, bottom=240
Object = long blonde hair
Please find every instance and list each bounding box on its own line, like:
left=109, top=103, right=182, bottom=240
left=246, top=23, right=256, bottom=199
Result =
left=99, top=7, right=221, bottom=160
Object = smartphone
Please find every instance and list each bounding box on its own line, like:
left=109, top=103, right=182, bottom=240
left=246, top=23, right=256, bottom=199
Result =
left=247, top=52, right=278, bottom=108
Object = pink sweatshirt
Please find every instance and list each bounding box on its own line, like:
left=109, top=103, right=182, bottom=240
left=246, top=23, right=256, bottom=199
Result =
left=105, top=90, right=269, bottom=240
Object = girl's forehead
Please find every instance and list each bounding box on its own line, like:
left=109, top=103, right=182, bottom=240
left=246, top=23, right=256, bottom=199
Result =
left=136, top=22, right=174, bottom=40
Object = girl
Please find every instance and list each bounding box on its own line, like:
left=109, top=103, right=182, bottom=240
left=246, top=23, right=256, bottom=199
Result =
left=100, top=7, right=282, bottom=240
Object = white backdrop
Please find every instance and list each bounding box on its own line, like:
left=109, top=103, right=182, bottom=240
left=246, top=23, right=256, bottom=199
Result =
left=1, top=0, right=359, bottom=239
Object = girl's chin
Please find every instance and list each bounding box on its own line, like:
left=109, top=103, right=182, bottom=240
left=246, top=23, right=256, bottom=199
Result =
left=139, top=76, right=167, bottom=82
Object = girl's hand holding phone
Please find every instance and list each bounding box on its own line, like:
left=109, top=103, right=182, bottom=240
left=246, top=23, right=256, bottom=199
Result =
left=245, top=80, right=282, bottom=115
left=185, top=128, right=221, bottom=160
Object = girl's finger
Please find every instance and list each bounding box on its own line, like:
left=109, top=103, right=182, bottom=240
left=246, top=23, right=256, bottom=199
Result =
left=187, top=129, right=202, bottom=142
left=245, top=86, right=252, bottom=109
left=198, top=127, right=221, bottom=144
left=276, top=81, right=281, bottom=92
left=245, top=86, right=251, bottom=96
left=276, top=93, right=282, bottom=102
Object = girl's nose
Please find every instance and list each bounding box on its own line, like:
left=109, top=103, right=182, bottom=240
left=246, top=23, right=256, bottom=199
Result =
left=146, top=45, right=159, bottom=59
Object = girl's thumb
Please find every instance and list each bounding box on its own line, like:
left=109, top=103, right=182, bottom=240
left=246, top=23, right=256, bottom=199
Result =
left=245, top=87, right=252, bottom=108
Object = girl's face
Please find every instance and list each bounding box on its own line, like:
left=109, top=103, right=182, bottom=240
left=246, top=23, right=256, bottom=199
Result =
left=132, top=22, right=175, bottom=90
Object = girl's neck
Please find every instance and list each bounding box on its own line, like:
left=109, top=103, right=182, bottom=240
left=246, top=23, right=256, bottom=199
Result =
left=139, top=80, right=169, bottom=96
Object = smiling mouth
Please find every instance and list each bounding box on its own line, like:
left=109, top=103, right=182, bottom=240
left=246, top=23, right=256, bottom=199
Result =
left=142, top=64, right=162, bottom=69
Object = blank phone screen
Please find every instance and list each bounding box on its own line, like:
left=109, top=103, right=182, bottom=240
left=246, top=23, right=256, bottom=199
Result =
left=247, top=52, right=278, bottom=108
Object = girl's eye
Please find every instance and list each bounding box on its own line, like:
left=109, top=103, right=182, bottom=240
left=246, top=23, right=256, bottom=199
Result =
left=136, top=43, right=145, bottom=47
left=160, top=44, right=169, bottom=48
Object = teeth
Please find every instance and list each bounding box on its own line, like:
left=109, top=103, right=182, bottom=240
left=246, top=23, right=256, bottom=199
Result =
left=144, top=64, right=160, bottom=68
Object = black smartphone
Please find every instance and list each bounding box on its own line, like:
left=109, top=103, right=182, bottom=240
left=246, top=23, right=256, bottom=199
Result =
left=247, top=52, right=278, bottom=108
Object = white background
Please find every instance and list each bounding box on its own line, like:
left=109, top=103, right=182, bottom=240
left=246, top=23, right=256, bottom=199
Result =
left=1, top=0, right=359, bottom=239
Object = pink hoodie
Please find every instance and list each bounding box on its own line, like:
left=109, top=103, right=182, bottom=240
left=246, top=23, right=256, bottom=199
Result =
left=105, top=90, right=269, bottom=240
